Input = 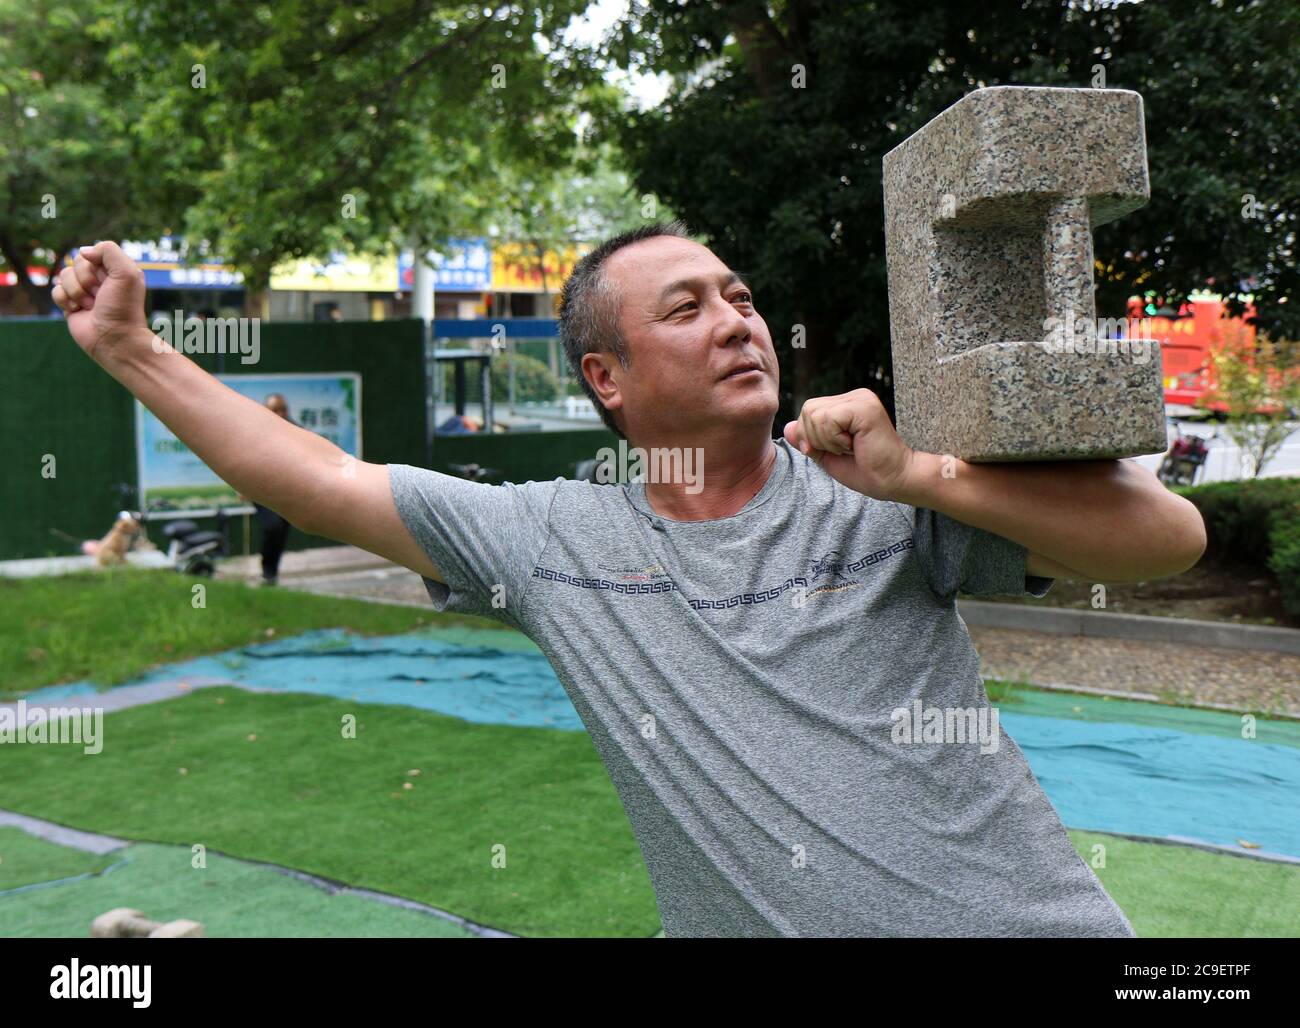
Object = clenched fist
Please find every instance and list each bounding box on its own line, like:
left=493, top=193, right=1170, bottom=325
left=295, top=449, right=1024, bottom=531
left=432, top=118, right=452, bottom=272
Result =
left=51, top=242, right=149, bottom=363
left=783, top=388, right=917, bottom=502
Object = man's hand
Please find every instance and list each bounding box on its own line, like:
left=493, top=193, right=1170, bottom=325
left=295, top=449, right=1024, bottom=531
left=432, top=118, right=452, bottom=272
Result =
left=50, top=242, right=149, bottom=363
left=783, top=388, right=916, bottom=501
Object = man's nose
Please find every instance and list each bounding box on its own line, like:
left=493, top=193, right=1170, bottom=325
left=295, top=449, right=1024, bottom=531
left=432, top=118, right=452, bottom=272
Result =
left=712, top=296, right=750, bottom=345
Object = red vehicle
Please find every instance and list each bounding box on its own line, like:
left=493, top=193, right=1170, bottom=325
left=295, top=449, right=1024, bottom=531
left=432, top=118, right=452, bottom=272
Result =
left=1125, top=293, right=1257, bottom=413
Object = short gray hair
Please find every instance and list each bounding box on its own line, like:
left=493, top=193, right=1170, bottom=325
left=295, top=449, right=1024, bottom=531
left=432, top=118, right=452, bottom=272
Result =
left=558, top=220, right=692, bottom=439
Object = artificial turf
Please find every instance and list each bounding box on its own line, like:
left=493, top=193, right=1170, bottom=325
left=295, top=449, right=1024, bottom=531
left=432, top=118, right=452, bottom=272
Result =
left=0, top=826, right=118, bottom=891
left=1064, top=830, right=1300, bottom=937
left=1, top=688, right=1296, bottom=937
left=0, top=831, right=476, bottom=938
left=0, top=566, right=509, bottom=697
left=0, top=687, right=661, bottom=937
left=3, top=569, right=1295, bottom=937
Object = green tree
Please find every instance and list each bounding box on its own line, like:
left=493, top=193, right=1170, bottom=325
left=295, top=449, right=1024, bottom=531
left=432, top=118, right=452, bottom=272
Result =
left=591, top=0, right=1300, bottom=418
left=1199, top=322, right=1300, bottom=478
left=0, top=1, right=160, bottom=312
left=486, top=135, right=678, bottom=295
left=490, top=350, right=560, bottom=403
left=112, top=0, right=603, bottom=287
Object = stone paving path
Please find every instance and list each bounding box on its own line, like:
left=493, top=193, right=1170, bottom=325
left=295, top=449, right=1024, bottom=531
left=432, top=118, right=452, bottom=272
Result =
left=968, top=626, right=1300, bottom=717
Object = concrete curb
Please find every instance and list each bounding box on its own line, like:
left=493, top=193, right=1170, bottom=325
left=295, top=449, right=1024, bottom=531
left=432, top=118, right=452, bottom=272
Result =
left=2, top=677, right=282, bottom=719
left=959, top=600, right=1300, bottom=656
left=0, top=810, right=129, bottom=855
left=986, top=676, right=1300, bottom=719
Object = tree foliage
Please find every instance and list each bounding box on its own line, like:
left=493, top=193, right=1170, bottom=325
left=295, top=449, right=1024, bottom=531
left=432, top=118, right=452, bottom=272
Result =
left=1200, top=322, right=1300, bottom=477
left=592, top=0, right=1299, bottom=417
left=112, top=0, right=605, bottom=287
left=0, top=0, right=159, bottom=311
left=485, top=135, right=678, bottom=292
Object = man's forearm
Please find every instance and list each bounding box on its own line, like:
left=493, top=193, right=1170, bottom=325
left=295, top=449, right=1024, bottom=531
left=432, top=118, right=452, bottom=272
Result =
left=894, top=451, right=1207, bottom=581
left=99, top=328, right=347, bottom=528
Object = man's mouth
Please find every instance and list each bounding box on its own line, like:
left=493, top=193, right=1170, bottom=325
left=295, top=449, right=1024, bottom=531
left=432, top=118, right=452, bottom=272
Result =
left=721, top=362, right=763, bottom=381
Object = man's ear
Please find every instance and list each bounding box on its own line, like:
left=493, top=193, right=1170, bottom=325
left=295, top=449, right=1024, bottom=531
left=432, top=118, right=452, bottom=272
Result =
left=582, top=351, right=624, bottom=418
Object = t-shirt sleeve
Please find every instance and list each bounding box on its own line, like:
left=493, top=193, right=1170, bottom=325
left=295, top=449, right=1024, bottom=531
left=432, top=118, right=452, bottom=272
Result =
left=890, top=502, right=1054, bottom=599
left=387, top=463, right=560, bottom=628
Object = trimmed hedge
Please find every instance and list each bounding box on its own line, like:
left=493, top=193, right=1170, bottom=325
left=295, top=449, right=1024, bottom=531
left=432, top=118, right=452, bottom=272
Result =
left=489, top=352, right=560, bottom=402
left=1271, top=514, right=1300, bottom=615
left=1174, top=477, right=1300, bottom=615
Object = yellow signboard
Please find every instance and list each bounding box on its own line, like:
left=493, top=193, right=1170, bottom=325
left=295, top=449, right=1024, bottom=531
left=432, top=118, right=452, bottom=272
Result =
left=491, top=242, right=590, bottom=293
left=270, top=253, right=398, bottom=292
left=267, top=241, right=594, bottom=293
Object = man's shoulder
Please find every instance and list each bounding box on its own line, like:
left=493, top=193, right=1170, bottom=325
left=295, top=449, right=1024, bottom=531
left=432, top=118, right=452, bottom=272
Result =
left=538, top=475, right=633, bottom=510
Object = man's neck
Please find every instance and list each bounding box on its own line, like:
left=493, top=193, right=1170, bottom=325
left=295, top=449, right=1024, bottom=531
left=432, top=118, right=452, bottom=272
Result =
left=637, top=431, right=778, bottom=521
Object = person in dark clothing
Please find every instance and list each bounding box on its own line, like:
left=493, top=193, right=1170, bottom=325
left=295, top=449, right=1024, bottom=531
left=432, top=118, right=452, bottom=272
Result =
left=253, top=393, right=294, bottom=585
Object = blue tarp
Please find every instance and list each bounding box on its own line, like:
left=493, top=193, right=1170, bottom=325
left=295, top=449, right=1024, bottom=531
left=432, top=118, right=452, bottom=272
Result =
left=24, top=628, right=578, bottom=729
left=23, top=628, right=1300, bottom=859
left=1001, top=713, right=1300, bottom=860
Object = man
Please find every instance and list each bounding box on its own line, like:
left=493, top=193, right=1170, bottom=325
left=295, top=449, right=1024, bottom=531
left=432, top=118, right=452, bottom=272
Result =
left=53, top=228, right=1205, bottom=937
left=234, top=393, right=296, bottom=585
left=252, top=393, right=296, bottom=586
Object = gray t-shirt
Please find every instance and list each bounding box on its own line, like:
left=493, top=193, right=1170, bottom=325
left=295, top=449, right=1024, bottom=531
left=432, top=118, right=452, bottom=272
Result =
left=388, top=438, right=1136, bottom=938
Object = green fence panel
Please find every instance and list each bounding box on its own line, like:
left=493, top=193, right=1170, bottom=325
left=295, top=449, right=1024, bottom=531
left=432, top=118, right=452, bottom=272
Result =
left=1, top=321, right=138, bottom=561
left=0, top=319, right=426, bottom=560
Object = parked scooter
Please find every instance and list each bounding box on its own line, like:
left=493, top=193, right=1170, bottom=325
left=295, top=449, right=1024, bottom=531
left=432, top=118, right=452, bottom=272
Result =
left=1157, top=422, right=1216, bottom=487
left=448, top=462, right=502, bottom=483
left=113, top=481, right=231, bottom=577
left=159, top=513, right=231, bottom=577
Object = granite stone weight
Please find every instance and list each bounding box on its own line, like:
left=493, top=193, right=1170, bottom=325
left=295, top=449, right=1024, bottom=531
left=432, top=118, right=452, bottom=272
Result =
left=883, top=86, right=1168, bottom=462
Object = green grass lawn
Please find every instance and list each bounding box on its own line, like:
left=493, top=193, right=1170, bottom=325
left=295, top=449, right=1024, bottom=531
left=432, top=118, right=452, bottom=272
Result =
left=6, top=824, right=1292, bottom=938
left=2, top=567, right=1296, bottom=938
left=0, top=826, right=119, bottom=892
left=0, top=830, right=476, bottom=938
left=2, top=686, right=1296, bottom=937
left=0, top=566, right=510, bottom=697
left=0, top=687, right=661, bottom=937
left=1065, top=831, right=1299, bottom=937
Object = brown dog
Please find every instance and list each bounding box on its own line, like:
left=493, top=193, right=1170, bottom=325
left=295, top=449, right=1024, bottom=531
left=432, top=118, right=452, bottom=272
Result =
left=81, top=514, right=141, bottom=567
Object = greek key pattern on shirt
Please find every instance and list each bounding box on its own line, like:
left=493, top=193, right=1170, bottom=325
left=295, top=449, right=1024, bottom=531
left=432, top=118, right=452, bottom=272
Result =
left=687, top=576, right=807, bottom=610
left=530, top=567, right=678, bottom=595
left=836, top=538, right=914, bottom=572
left=530, top=537, right=914, bottom=608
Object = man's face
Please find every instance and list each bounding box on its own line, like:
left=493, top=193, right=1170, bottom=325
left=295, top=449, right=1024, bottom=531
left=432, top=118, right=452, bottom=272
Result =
left=597, top=236, right=779, bottom=441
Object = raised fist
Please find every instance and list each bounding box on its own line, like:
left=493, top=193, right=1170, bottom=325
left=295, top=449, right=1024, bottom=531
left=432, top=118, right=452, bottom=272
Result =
left=51, top=242, right=148, bottom=362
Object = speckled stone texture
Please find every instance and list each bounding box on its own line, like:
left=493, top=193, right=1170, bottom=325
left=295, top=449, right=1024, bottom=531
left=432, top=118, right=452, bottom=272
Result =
left=883, top=86, right=1168, bottom=461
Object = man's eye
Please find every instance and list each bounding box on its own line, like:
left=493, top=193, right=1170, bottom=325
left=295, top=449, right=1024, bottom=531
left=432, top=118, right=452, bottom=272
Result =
left=672, top=301, right=697, bottom=315
left=735, top=291, right=754, bottom=304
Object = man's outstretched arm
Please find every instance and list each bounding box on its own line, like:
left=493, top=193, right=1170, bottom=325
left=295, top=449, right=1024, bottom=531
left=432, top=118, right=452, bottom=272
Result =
left=785, top=388, right=1206, bottom=582
left=52, top=241, right=443, bottom=583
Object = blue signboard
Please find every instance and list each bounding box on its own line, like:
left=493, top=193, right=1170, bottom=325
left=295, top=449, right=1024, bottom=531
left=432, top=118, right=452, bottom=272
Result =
left=121, top=237, right=244, bottom=291
left=135, top=373, right=361, bottom=511
left=398, top=238, right=491, bottom=291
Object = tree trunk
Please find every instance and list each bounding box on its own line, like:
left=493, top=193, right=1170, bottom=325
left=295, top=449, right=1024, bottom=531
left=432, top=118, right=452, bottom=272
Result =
left=0, top=235, right=58, bottom=314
